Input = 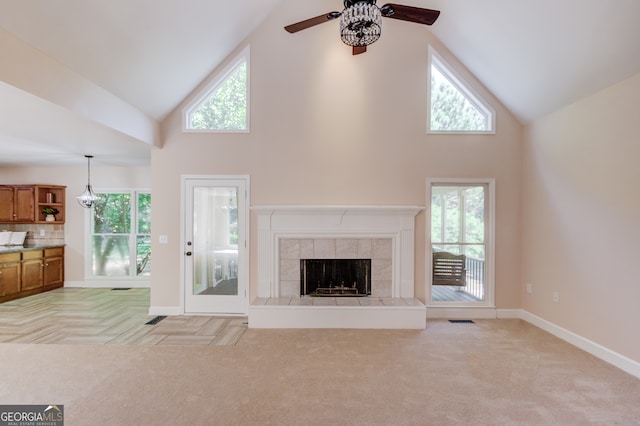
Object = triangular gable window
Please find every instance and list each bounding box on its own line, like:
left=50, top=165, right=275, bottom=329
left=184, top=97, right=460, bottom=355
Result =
left=428, top=47, right=494, bottom=133
left=185, top=46, right=249, bottom=132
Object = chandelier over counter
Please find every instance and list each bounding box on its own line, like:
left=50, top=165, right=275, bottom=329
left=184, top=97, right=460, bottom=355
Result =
left=77, top=155, right=99, bottom=208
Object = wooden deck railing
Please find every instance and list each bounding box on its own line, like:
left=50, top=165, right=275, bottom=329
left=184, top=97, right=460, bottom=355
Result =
left=432, top=248, right=485, bottom=301
left=463, top=256, right=485, bottom=300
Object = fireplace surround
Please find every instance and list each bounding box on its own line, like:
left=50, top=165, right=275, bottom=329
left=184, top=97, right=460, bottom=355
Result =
left=253, top=205, right=422, bottom=298
left=249, top=205, right=425, bottom=329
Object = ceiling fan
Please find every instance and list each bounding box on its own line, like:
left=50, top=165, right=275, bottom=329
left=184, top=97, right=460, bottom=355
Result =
left=284, top=0, right=440, bottom=55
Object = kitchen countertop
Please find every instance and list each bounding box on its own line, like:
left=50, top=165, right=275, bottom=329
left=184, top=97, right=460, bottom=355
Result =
left=0, top=244, right=65, bottom=254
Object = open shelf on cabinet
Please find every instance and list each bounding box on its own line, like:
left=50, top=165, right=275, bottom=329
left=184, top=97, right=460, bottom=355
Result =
left=35, top=185, right=66, bottom=224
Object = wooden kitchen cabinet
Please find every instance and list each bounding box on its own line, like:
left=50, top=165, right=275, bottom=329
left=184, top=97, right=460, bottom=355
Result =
left=0, top=184, right=66, bottom=224
left=43, top=247, right=64, bottom=287
left=0, top=185, right=35, bottom=222
left=0, top=246, right=64, bottom=303
left=0, top=187, right=13, bottom=222
left=21, top=249, right=44, bottom=291
left=0, top=252, right=21, bottom=297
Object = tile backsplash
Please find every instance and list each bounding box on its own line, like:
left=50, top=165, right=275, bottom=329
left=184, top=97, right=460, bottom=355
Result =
left=1, top=224, right=65, bottom=245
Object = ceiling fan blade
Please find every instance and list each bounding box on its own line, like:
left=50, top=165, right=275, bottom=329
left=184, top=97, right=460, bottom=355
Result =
left=380, top=4, right=440, bottom=25
left=353, top=45, right=367, bottom=55
left=284, top=11, right=342, bottom=33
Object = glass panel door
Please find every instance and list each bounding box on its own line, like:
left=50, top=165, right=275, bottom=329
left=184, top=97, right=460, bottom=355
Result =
left=431, top=184, right=487, bottom=303
left=184, top=178, right=247, bottom=314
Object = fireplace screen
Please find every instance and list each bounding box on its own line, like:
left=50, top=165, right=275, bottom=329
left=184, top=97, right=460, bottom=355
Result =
left=301, top=259, right=371, bottom=297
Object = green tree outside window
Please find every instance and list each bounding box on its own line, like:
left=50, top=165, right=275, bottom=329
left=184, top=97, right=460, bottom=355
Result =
left=91, top=191, right=151, bottom=277
left=189, top=61, right=247, bottom=131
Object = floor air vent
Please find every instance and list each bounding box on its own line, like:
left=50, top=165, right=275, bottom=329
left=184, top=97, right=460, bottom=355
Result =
left=145, top=316, right=167, bottom=325
left=449, top=319, right=475, bottom=324
left=111, top=288, right=131, bottom=291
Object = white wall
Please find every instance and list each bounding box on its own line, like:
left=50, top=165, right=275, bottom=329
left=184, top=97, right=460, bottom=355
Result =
left=0, top=28, right=159, bottom=147
left=151, top=0, right=523, bottom=311
left=521, top=72, right=640, bottom=362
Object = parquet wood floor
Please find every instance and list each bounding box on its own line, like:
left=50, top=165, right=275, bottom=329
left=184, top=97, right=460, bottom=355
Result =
left=0, top=288, right=247, bottom=346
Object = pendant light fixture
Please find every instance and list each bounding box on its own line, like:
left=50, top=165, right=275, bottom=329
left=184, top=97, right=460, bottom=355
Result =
left=77, top=155, right=99, bottom=208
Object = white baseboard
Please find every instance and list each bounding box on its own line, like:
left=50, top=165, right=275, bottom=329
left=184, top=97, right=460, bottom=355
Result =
left=148, top=306, right=182, bottom=316
left=426, top=306, right=497, bottom=319
left=65, top=280, right=150, bottom=289
left=519, top=310, right=640, bottom=380
left=496, top=309, right=522, bottom=319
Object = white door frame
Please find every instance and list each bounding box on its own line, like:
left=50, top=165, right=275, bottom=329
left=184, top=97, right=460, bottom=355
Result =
left=426, top=178, right=496, bottom=313
left=180, top=175, right=250, bottom=315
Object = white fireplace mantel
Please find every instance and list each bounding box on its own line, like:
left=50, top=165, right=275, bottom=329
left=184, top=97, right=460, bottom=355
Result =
left=252, top=205, right=423, bottom=299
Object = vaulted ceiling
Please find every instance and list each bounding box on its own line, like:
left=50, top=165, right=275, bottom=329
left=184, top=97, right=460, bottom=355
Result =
left=1, top=0, right=639, bottom=166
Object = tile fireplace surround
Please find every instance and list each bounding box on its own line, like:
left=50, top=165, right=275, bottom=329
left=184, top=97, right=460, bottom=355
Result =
left=249, top=205, right=426, bottom=329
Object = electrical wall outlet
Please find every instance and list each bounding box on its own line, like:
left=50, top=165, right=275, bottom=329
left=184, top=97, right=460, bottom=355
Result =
left=159, top=235, right=168, bottom=244
left=39, top=229, right=46, bottom=237
left=553, top=291, right=559, bottom=303
left=526, top=283, right=532, bottom=294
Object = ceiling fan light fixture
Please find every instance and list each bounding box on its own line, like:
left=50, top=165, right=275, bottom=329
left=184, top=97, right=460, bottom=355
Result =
left=340, top=2, right=382, bottom=47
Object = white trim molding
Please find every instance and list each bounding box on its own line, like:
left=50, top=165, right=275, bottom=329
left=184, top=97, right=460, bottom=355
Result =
left=427, top=306, right=498, bottom=319
left=251, top=205, right=423, bottom=299
left=65, top=280, right=150, bottom=289
left=520, top=310, right=640, bottom=379
left=426, top=307, right=521, bottom=319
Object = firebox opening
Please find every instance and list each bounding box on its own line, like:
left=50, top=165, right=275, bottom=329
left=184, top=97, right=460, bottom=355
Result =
left=301, top=259, right=371, bottom=297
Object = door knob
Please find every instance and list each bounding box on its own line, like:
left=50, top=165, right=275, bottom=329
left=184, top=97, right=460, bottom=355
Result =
left=186, top=251, right=192, bottom=256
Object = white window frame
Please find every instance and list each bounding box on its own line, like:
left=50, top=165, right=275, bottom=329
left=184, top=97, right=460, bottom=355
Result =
left=84, top=188, right=151, bottom=283
left=182, top=45, right=250, bottom=133
left=426, top=178, right=496, bottom=309
left=427, top=46, right=496, bottom=134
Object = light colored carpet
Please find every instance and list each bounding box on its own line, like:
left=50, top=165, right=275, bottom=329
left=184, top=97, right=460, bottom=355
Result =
left=1, top=319, right=639, bottom=425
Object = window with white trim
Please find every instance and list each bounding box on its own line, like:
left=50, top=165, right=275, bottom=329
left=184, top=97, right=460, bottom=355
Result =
left=428, top=47, right=495, bottom=133
left=184, top=46, right=249, bottom=132
left=87, top=190, right=151, bottom=279
left=428, top=178, right=495, bottom=307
